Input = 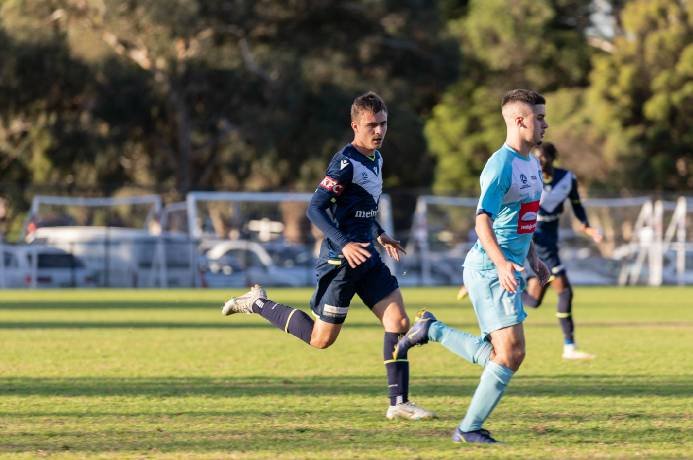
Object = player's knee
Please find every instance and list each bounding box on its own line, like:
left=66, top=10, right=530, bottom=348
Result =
left=494, top=346, right=525, bottom=370
left=310, top=335, right=336, bottom=349
left=398, top=315, right=410, bottom=332
left=382, top=312, right=409, bottom=333
left=506, top=349, right=526, bottom=370
left=310, top=331, right=338, bottom=349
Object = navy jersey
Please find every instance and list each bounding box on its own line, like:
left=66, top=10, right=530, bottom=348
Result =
left=307, top=144, right=385, bottom=258
left=535, top=167, right=589, bottom=246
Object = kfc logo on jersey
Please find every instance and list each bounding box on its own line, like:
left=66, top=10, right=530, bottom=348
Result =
left=319, top=176, right=345, bottom=196
left=517, top=200, right=540, bottom=234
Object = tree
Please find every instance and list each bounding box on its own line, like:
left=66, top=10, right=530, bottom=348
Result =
left=0, top=20, right=113, bottom=237
left=587, top=0, right=692, bottom=191
left=426, top=0, right=594, bottom=194
left=2, top=0, right=457, bottom=197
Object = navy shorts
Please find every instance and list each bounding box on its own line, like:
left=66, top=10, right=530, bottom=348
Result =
left=535, top=242, right=566, bottom=276
left=309, top=255, right=399, bottom=324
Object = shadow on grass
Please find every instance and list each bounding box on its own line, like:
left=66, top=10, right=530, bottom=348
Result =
left=0, top=374, right=690, bottom=399
left=0, top=301, right=219, bottom=310
left=0, top=423, right=686, bottom=456
left=1, top=375, right=689, bottom=455
left=0, top=319, right=688, bottom=330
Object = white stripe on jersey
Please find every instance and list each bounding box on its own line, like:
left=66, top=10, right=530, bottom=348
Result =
left=349, top=156, right=383, bottom=203
left=539, top=171, right=573, bottom=213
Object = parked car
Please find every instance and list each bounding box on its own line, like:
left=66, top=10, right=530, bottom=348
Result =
left=0, top=245, right=96, bottom=288
left=27, top=226, right=198, bottom=287
left=202, top=240, right=314, bottom=287
left=0, top=246, right=27, bottom=288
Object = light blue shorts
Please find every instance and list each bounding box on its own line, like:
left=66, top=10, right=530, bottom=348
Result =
left=463, top=266, right=527, bottom=336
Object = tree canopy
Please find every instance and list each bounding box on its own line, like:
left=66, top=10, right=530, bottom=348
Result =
left=0, top=0, right=690, bottom=236
left=587, top=0, right=692, bottom=191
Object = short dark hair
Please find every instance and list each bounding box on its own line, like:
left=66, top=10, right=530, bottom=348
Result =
left=535, top=142, right=557, bottom=160
left=351, top=91, right=387, bottom=121
left=501, top=89, right=545, bottom=107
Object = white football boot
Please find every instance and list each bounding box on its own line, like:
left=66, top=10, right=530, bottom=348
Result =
left=386, top=401, right=436, bottom=420
left=221, top=284, right=267, bottom=316
left=562, top=344, right=595, bottom=360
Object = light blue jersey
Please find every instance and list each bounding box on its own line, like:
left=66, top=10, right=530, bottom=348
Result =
left=464, top=144, right=543, bottom=271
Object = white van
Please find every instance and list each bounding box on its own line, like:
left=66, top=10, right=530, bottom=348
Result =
left=0, top=244, right=95, bottom=288
left=27, top=227, right=199, bottom=287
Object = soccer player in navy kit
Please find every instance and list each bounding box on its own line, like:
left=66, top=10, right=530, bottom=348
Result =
left=221, top=91, right=434, bottom=421
left=522, top=142, right=602, bottom=360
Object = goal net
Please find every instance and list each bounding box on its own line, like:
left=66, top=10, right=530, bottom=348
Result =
left=405, top=195, right=686, bottom=286
left=183, top=191, right=395, bottom=288
left=16, top=194, right=190, bottom=288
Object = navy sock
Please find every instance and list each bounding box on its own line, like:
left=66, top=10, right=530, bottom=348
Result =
left=384, top=332, right=409, bottom=406
left=522, top=291, right=539, bottom=308
left=557, top=289, right=574, bottom=344
left=251, top=299, right=313, bottom=344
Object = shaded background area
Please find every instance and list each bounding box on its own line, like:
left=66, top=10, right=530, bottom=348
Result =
left=0, top=0, right=690, bottom=240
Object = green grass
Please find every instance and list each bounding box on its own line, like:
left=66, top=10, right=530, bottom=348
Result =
left=0, top=287, right=692, bottom=459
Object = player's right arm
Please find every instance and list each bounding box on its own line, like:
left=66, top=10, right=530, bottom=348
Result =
left=306, top=157, right=372, bottom=268
left=476, top=213, right=523, bottom=293
left=475, top=156, right=522, bottom=293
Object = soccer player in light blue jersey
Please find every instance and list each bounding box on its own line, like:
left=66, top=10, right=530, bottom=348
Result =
left=395, top=89, right=551, bottom=444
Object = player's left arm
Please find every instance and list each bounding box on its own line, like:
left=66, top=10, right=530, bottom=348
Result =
left=373, top=221, right=406, bottom=262
left=569, top=174, right=603, bottom=244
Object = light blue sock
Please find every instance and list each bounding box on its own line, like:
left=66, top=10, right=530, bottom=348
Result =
left=459, top=361, right=514, bottom=432
left=428, top=321, right=493, bottom=368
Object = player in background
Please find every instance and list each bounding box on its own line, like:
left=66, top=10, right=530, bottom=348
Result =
left=395, top=89, right=551, bottom=443
left=221, top=91, right=435, bottom=421
left=522, top=142, right=602, bottom=360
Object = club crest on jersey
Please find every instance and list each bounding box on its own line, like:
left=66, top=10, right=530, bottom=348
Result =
left=319, top=176, right=344, bottom=196
left=340, top=159, right=349, bottom=170
left=517, top=200, right=540, bottom=234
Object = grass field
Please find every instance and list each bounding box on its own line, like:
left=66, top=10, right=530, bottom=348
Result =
left=0, top=287, right=691, bottom=459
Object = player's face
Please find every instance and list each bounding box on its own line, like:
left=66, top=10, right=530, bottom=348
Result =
left=352, top=109, right=388, bottom=152
left=523, top=104, right=549, bottom=145
left=528, top=104, right=548, bottom=146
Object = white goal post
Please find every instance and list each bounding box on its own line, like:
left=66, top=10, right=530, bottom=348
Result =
left=661, top=196, right=690, bottom=286
left=184, top=191, right=396, bottom=276
left=25, top=194, right=162, bottom=236
left=18, top=194, right=169, bottom=288
left=407, top=194, right=690, bottom=286
left=409, top=195, right=478, bottom=285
